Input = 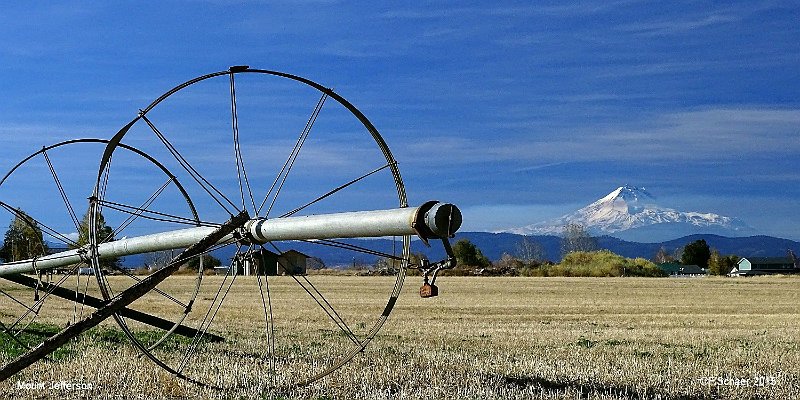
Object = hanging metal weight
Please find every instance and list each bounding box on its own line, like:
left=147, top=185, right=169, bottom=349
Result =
left=420, top=279, right=439, bottom=298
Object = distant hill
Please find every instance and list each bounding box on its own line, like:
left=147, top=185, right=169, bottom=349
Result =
left=117, top=232, right=800, bottom=268
left=448, top=232, right=799, bottom=262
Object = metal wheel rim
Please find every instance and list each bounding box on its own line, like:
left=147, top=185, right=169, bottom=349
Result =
left=0, top=139, right=200, bottom=353
left=90, top=67, right=411, bottom=389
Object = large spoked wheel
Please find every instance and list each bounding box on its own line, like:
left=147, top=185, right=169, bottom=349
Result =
left=90, top=67, right=411, bottom=389
left=0, top=139, right=201, bottom=356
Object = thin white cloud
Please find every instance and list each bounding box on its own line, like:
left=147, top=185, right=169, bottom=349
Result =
left=319, top=39, right=409, bottom=58
left=619, top=14, right=740, bottom=36
left=382, top=1, right=640, bottom=20
left=393, top=107, right=800, bottom=166
left=0, top=123, right=84, bottom=148
left=544, top=93, right=659, bottom=103
left=513, top=162, right=571, bottom=173
left=555, top=108, right=800, bottom=161
left=380, top=7, right=478, bottom=20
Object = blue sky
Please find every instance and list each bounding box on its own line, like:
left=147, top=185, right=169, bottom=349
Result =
left=0, top=1, right=798, bottom=241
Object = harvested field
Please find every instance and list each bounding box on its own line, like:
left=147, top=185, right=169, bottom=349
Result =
left=1, top=275, right=799, bottom=399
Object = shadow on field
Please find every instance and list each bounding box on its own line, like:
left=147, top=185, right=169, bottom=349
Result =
left=499, top=374, right=717, bottom=400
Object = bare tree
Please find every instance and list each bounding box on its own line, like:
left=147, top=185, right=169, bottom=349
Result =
left=515, top=236, right=545, bottom=264
left=308, top=256, right=326, bottom=270
left=653, top=245, right=673, bottom=264
left=142, top=250, right=175, bottom=271
left=496, top=253, right=523, bottom=271
left=560, top=223, right=598, bottom=258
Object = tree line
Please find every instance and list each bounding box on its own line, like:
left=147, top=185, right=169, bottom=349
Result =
left=0, top=207, right=122, bottom=270
left=2, top=210, right=739, bottom=278
left=432, top=223, right=739, bottom=277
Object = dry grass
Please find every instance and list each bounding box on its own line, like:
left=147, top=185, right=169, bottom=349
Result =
left=1, top=275, right=800, bottom=399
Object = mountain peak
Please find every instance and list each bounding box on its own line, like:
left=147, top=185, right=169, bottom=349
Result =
left=499, top=185, right=756, bottom=242
left=599, top=185, right=653, bottom=202
left=585, top=185, right=658, bottom=220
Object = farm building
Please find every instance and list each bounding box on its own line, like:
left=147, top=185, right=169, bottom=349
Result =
left=279, top=250, right=309, bottom=275
left=229, top=248, right=309, bottom=276
left=729, top=257, right=800, bottom=276
left=658, top=262, right=707, bottom=277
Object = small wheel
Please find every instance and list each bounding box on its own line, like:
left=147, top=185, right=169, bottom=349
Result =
left=0, top=139, right=201, bottom=357
left=91, top=68, right=410, bottom=388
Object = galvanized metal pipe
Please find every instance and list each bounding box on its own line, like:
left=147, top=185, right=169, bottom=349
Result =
left=0, top=227, right=220, bottom=276
left=0, top=202, right=461, bottom=276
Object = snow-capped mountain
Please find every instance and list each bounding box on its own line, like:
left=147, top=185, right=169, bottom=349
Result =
left=501, top=185, right=756, bottom=242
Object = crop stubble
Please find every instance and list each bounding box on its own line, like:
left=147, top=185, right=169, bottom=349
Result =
left=1, top=275, right=799, bottom=399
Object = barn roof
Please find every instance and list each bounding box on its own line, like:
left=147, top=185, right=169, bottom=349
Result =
left=740, top=257, right=793, bottom=265
left=282, top=249, right=310, bottom=258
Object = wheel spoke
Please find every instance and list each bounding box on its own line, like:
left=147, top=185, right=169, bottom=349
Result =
left=0, top=200, right=77, bottom=248
left=257, top=92, right=328, bottom=217
left=265, top=243, right=360, bottom=346
left=107, top=265, right=187, bottom=309
left=73, top=265, right=91, bottom=323
left=230, top=73, right=258, bottom=215
left=177, top=247, right=240, bottom=373
left=41, top=148, right=81, bottom=232
left=0, top=318, right=36, bottom=351
left=0, top=288, right=40, bottom=315
left=141, top=114, right=239, bottom=215
left=280, top=163, right=393, bottom=218
left=300, top=238, right=408, bottom=263
left=97, top=199, right=218, bottom=228
left=105, top=177, right=173, bottom=241
left=97, top=155, right=112, bottom=209
left=255, top=266, right=276, bottom=379
left=7, top=269, right=76, bottom=333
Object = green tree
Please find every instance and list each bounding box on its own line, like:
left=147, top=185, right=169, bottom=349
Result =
left=681, top=239, right=710, bottom=269
left=708, top=249, right=738, bottom=275
left=72, top=209, right=120, bottom=270
left=452, top=239, right=490, bottom=268
left=560, top=223, right=598, bottom=258
left=1, top=209, right=48, bottom=262
left=708, top=249, right=723, bottom=275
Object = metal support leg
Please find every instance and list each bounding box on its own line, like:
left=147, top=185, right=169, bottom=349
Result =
left=0, top=211, right=248, bottom=382
left=0, top=274, right=223, bottom=342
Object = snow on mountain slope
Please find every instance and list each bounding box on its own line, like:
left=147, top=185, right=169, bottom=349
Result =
left=501, top=185, right=755, bottom=241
